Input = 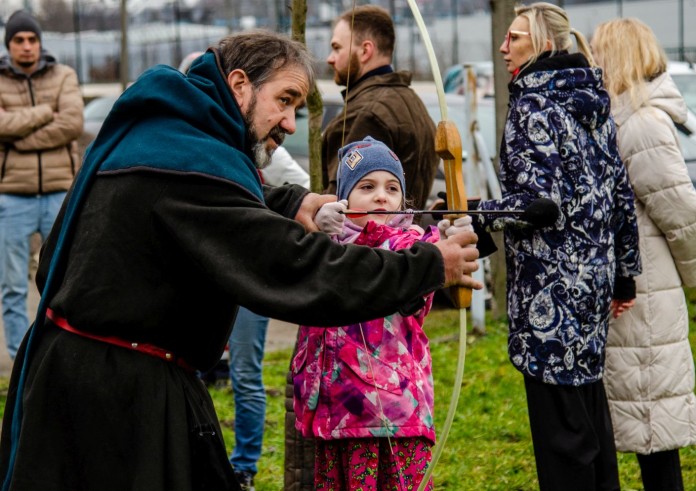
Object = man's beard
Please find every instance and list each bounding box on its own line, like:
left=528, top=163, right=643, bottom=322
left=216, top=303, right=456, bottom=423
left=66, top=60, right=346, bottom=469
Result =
left=334, top=51, right=361, bottom=87
left=243, top=91, right=285, bottom=169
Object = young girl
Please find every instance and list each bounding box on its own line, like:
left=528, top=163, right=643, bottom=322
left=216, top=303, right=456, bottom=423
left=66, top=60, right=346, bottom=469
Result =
left=291, top=136, right=466, bottom=490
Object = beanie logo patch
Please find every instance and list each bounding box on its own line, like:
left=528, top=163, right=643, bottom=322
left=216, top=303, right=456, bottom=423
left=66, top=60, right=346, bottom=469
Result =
left=388, top=150, right=399, bottom=161
left=344, top=150, right=363, bottom=170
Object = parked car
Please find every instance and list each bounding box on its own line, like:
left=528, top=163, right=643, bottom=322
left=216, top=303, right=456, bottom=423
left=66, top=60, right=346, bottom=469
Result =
left=669, top=61, right=696, bottom=115
left=443, top=62, right=495, bottom=97
left=283, top=90, right=499, bottom=209
left=78, top=94, right=119, bottom=155
left=678, top=126, right=696, bottom=187
left=668, top=62, right=696, bottom=187
left=80, top=79, right=695, bottom=192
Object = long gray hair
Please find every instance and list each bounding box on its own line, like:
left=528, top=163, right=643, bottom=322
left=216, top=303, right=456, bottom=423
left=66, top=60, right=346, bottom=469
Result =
left=217, top=30, right=316, bottom=89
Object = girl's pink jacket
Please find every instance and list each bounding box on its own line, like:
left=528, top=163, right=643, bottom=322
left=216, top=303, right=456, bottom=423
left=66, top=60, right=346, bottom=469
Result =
left=292, top=216, right=440, bottom=444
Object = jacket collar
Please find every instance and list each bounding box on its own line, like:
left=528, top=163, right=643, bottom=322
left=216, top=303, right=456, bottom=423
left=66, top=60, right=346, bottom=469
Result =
left=511, top=51, right=589, bottom=84
left=0, top=50, right=56, bottom=78
left=342, top=70, right=413, bottom=103
left=341, top=64, right=394, bottom=99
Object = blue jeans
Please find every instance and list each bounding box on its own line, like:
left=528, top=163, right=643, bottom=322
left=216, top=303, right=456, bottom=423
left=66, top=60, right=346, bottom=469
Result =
left=228, top=307, right=269, bottom=475
left=0, top=192, right=66, bottom=359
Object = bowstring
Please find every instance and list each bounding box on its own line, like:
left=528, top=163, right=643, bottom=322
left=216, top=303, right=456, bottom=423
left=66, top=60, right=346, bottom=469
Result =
left=358, top=323, right=408, bottom=490
left=340, top=0, right=357, bottom=150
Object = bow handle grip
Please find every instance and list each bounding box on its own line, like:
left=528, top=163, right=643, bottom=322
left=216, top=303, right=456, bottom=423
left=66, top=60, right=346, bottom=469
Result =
left=436, top=120, right=473, bottom=309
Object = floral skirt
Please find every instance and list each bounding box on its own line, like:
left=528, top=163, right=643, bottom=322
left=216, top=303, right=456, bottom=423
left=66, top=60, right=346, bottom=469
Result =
left=314, top=436, right=433, bottom=490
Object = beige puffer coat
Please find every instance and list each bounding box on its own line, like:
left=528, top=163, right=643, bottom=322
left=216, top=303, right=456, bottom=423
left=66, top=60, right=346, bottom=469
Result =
left=604, top=72, right=696, bottom=454
left=0, top=53, right=83, bottom=195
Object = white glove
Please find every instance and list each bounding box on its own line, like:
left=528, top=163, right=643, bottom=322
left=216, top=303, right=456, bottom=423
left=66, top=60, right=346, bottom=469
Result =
left=314, top=199, right=348, bottom=235
left=437, top=216, right=474, bottom=239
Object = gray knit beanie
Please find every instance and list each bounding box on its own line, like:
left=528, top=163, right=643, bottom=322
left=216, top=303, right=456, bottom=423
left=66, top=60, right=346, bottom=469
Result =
left=4, top=10, right=42, bottom=49
left=336, top=136, right=406, bottom=201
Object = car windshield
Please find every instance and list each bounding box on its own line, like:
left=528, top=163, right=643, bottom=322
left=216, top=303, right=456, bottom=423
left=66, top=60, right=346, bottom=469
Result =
left=84, top=96, right=117, bottom=122
left=422, top=99, right=497, bottom=156
left=282, top=95, right=498, bottom=172
left=672, top=73, right=696, bottom=114
left=283, top=108, right=310, bottom=159
left=678, top=128, right=696, bottom=163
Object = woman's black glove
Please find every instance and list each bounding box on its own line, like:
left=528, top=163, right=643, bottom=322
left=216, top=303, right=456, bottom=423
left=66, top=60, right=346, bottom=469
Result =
left=520, top=198, right=560, bottom=228
left=613, top=276, right=636, bottom=301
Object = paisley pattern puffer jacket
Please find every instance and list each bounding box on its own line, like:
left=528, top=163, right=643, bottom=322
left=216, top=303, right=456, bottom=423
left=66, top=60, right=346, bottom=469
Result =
left=477, top=53, right=641, bottom=386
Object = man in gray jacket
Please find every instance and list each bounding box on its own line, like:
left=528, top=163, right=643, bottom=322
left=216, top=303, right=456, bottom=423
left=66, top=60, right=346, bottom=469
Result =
left=0, top=9, right=84, bottom=359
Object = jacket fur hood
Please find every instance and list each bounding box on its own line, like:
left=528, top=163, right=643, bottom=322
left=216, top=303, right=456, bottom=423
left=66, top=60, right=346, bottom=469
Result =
left=510, top=53, right=611, bottom=131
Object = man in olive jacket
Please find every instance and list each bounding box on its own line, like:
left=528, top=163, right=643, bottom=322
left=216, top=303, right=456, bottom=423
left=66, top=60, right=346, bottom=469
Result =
left=0, top=9, right=83, bottom=359
left=321, top=5, right=438, bottom=211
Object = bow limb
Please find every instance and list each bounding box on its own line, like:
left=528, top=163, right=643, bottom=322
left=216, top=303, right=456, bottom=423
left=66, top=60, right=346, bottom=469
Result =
left=402, top=2, right=472, bottom=490
left=435, top=121, right=473, bottom=470
left=416, top=121, right=472, bottom=491
left=400, top=0, right=472, bottom=307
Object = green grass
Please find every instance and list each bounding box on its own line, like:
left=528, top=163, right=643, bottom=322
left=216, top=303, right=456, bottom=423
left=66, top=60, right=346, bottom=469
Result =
left=1, top=288, right=695, bottom=490
left=210, top=287, right=696, bottom=490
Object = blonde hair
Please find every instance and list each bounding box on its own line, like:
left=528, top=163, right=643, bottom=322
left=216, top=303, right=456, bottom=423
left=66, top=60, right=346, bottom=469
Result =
left=515, top=2, right=595, bottom=66
left=592, top=18, right=667, bottom=109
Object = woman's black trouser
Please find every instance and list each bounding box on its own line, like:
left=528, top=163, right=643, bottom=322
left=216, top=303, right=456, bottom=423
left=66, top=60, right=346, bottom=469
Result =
left=524, top=376, right=620, bottom=491
left=637, top=449, right=684, bottom=491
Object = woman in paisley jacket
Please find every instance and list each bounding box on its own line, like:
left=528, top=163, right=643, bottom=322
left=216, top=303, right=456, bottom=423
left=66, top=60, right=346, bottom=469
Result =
left=475, top=3, right=641, bottom=490
left=592, top=18, right=696, bottom=491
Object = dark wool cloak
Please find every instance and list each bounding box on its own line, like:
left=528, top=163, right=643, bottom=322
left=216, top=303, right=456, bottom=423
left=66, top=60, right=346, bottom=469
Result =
left=0, top=50, right=445, bottom=491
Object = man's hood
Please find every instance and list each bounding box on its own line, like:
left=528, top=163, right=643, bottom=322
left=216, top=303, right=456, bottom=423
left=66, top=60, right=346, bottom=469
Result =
left=89, top=49, right=263, bottom=202
left=0, top=49, right=56, bottom=77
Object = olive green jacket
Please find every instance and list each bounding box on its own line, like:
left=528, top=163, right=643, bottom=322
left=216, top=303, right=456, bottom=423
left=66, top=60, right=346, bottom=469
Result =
left=321, top=70, right=438, bottom=210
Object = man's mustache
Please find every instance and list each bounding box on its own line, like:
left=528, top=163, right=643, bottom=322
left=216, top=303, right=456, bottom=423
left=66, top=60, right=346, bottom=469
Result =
left=267, top=126, right=285, bottom=146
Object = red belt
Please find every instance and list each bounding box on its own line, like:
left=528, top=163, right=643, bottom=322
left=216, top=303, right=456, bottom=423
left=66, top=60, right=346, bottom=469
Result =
left=46, top=308, right=195, bottom=372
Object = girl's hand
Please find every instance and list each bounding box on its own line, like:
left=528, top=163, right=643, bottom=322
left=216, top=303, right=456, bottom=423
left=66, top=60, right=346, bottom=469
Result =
left=437, top=216, right=474, bottom=240
left=314, top=199, right=348, bottom=235
left=295, top=193, right=338, bottom=232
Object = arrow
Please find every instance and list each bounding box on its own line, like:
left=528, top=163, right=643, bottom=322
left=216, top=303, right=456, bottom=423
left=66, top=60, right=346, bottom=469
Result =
left=340, top=209, right=524, bottom=217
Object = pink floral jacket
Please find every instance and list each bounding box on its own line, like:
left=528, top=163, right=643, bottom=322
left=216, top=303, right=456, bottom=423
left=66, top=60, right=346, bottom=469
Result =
left=292, top=216, right=439, bottom=444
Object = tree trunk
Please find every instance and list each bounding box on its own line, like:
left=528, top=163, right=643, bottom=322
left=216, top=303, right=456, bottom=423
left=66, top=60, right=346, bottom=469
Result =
left=489, top=0, right=516, bottom=320
left=119, top=0, right=128, bottom=91
left=291, top=0, right=324, bottom=193
left=285, top=2, right=320, bottom=490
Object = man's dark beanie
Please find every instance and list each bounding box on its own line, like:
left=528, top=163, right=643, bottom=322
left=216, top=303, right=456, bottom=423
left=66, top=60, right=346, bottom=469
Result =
left=4, top=10, right=42, bottom=49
